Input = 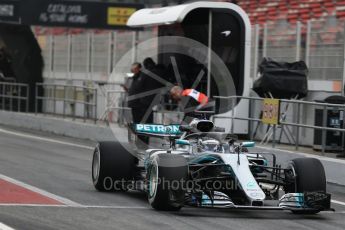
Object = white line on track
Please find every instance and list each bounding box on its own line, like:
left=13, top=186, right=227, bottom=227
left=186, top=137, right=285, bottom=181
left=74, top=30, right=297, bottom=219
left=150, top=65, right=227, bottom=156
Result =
left=0, top=204, right=69, bottom=208
left=0, top=222, right=16, bottom=230
left=257, top=146, right=345, bottom=165
left=0, top=203, right=147, bottom=209
left=0, top=174, right=82, bottom=207
left=322, top=211, right=345, bottom=214
left=332, top=199, right=345, bottom=206
left=80, top=205, right=147, bottom=209
left=0, top=204, right=147, bottom=209
left=0, top=127, right=94, bottom=150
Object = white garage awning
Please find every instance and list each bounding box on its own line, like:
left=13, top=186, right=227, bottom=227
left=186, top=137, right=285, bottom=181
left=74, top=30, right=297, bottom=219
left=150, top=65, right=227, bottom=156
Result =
left=126, top=1, right=249, bottom=27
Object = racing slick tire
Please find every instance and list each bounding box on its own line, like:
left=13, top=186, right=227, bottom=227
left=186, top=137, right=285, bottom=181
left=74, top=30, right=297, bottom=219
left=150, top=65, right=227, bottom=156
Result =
left=147, top=154, right=188, bottom=211
left=92, top=141, right=136, bottom=192
left=286, top=158, right=326, bottom=214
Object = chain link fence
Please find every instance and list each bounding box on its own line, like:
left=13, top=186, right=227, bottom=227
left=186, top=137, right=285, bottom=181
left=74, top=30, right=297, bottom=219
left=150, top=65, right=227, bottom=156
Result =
left=263, top=21, right=302, bottom=63
left=71, top=33, right=89, bottom=75
left=306, top=18, right=345, bottom=81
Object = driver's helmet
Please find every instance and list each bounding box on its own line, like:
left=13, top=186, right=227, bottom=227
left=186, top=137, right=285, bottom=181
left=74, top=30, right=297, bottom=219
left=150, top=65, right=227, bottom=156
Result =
left=201, top=139, right=221, bottom=152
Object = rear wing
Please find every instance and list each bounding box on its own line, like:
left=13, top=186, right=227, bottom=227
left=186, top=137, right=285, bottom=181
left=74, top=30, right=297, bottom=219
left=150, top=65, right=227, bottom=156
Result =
left=133, top=124, right=182, bottom=137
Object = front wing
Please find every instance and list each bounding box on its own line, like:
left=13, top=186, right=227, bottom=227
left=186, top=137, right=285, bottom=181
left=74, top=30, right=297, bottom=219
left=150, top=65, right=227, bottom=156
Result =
left=186, top=191, right=332, bottom=212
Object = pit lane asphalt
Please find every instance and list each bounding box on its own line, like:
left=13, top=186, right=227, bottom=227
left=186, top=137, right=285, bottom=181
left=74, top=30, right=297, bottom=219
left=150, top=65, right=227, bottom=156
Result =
left=0, top=125, right=344, bottom=230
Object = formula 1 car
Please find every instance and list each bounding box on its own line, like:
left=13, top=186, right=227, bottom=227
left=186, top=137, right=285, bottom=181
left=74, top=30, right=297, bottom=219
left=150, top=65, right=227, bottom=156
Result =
left=92, top=119, right=331, bottom=214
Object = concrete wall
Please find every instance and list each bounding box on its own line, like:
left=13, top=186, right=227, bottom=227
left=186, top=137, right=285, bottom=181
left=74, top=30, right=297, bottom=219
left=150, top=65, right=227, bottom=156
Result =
left=0, top=110, right=115, bottom=141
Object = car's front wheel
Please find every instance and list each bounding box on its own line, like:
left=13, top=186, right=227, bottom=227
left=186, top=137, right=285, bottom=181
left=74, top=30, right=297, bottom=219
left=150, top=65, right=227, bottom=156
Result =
left=285, top=158, right=326, bottom=214
left=147, top=154, right=188, bottom=211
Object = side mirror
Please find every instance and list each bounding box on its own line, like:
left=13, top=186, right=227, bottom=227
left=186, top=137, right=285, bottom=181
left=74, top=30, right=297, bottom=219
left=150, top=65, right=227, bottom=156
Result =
left=242, top=141, right=255, bottom=148
left=175, top=139, right=190, bottom=146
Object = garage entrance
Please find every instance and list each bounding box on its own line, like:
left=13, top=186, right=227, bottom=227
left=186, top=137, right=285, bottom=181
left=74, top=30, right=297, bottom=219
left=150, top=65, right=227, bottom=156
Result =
left=0, top=0, right=142, bottom=111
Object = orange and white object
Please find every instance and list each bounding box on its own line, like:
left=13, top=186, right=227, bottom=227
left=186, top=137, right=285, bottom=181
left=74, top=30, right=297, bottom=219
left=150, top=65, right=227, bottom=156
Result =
left=182, top=89, right=209, bottom=108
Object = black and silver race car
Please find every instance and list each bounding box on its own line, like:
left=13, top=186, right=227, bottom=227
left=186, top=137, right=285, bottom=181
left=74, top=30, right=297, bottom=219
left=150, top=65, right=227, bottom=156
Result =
left=92, top=119, right=331, bottom=214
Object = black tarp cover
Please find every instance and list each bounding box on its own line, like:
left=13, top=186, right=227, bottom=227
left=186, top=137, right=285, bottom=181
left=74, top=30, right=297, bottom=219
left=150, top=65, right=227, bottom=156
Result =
left=253, top=58, right=308, bottom=99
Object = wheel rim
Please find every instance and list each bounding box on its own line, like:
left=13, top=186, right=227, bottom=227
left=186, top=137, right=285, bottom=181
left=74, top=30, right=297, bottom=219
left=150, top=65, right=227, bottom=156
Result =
left=148, top=164, right=158, bottom=198
left=92, top=148, right=100, bottom=182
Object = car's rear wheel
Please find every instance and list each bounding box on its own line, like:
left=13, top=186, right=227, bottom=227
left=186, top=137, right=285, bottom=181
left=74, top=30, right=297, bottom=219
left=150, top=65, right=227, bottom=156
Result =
left=286, top=158, right=326, bottom=214
left=147, top=154, right=188, bottom=211
left=92, top=141, right=136, bottom=192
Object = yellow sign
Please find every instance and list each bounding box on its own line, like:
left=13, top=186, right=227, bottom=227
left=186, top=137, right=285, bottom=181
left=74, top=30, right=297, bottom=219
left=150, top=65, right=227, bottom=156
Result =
left=107, top=7, right=136, bottom=26
left=37, top=35, right=47, bottom=49
left=262, top=98, right=280, bottom=125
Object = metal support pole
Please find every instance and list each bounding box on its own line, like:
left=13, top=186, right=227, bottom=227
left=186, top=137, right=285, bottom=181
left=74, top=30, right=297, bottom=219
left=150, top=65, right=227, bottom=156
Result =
left=83, top=88, right=86, bottom=123
left=131, top=31, right=138, bottom=63
left=305, top=20, right=311, bottom=67
left=48, top=34, right=53, bottom=79
left=296, top=21, right=301, bottom=61
left=113, top=31, right=117, bottom=70
left=86, top=32, right=91, bottom=80
left=295, top=103, right=301, bottom=150
left=94, top=88, right=98, bottom=124
left=52, top=35, right=56, bottom=78
left=53, top=85, right=56, bottom=115
left=105, top=90, right=109, bottom=121
left=17, top=86, right=21, bottom=112
left=108, top=32, right=113, bottom=75
left=63, top=86, right=66, bottom=118
left=342, top=22, right=345, bottom=96
left=9, top=85, right=13, bottom=111
left=263, top=23, right=268, bottom=58
left=231, top=97, right=235, bottom=134
left=26, top=85, right=29, bottom=113
left=321, top=105, right=327, bottom=155
left=2, top=84, right=4, bottom=110
left=35, top=84, right=38, bottom=115
left=73, top=86, right=76, bottom=121
left=249, top=98, right=254, bottom=140
left=90, top=31, right=94, bottom=79
left=67, top=33, right=72, bottom=79
left=207, top=10, right=213, bottom=97
left=272, top=124, right=276, bottom=148
left=342, top=106, right=345, bottom=153
left=50, top=34, right=55, bottom=79
left=253, top=24, right=260, bottom=80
